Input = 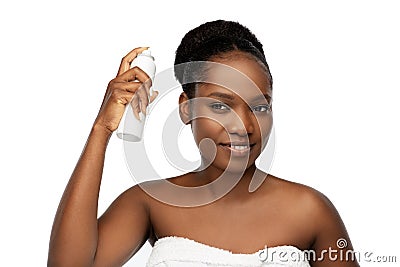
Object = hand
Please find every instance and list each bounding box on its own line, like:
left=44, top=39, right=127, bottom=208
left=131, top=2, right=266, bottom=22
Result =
left=93, top=47, right=158, bottom=133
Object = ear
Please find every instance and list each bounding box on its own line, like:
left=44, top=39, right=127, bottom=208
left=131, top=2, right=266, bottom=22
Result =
left=179, top=92, right=191, bottom=124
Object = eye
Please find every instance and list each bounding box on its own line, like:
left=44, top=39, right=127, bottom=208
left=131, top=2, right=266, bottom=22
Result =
left=252, top=104, right=271, bottom=113
left=209, top=102, right=230, bottom=111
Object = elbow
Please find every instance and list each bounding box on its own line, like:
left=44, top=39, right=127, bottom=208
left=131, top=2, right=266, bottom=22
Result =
left=47, top=259, right=94, bottom=267
left=47, top=240, right=97, bottom=267
left=47, top=252, right=95, bottom=267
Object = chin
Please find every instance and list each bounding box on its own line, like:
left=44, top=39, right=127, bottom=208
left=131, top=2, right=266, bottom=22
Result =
left=213, top=156, right=257, bottom=175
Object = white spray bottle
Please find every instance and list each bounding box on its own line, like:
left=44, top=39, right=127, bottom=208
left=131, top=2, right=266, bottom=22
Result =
left=116, top=50, right=156, bottom=142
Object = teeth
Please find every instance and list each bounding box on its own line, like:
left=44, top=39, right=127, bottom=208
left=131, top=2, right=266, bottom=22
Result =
left=231, top=145, right=248, bottom=150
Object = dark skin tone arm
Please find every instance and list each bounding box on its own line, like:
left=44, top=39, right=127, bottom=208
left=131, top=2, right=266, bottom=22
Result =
left=266, top=176, right=360, bottom=266
left=279, top=178, right=359, bottom=266
left=308, top=189, right=360, bottom=266
left=48, top=47, right=157, bottom=267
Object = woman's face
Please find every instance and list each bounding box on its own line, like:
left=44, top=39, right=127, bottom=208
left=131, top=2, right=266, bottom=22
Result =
left=188, top=52, right=273, bottom=174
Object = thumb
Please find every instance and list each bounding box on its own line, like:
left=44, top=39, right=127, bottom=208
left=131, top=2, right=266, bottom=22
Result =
left=149, top=90, right=159, bottom=103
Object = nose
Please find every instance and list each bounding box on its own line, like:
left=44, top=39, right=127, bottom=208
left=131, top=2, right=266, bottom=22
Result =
left=227, top=108, right=255, bottom=136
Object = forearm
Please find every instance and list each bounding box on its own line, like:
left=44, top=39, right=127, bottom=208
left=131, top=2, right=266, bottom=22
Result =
left=48, top=46, right=150, bottom=266
left=48, top=125, right=112, bottom=266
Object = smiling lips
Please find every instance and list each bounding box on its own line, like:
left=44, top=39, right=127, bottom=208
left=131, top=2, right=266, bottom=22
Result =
left=219, top=142, right=255, bottom=156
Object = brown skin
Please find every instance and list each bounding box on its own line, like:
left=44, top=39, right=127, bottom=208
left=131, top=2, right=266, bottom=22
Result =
left=48, top=48, right=359, bottom=266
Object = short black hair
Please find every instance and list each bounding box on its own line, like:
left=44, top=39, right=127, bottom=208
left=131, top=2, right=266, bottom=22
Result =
left=174, top=20, right=272, bottom=98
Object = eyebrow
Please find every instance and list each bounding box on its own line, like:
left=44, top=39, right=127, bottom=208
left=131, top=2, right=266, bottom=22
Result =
left=206, top=92, right=271, bottom=103
left=251, top=94, right=272, bottom=103
left=206, top=92, right=235, bottom=100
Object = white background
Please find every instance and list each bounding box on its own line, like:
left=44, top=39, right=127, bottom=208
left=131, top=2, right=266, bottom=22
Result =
left=1, top=0, right=399, bottom=266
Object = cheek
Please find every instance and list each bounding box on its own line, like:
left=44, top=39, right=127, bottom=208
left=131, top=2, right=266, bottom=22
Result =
left=257, top=115, right=273, bottom=146
left=191, top=118, right=225, bottom=144
left=258, top=114, right=273, bottom=129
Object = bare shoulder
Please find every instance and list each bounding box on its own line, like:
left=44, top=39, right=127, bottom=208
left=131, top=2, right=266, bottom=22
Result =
left=109, top=180, right=162, bottom=213
left=119, top=182, right=151, bottom=202
left=266, top=174, right=358, bottom=266
left=98, top=183, right=151, bottom=220
left=94, top=182, right=154, bottom=266
left=265, top=174, right=336, bottom=216
left=262, top=174, right=346, bottom=239
left=132, top=173, right=192, bottom=205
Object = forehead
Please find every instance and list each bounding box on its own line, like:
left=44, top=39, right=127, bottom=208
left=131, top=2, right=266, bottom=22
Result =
left=195, top=54, right=272, bottom=101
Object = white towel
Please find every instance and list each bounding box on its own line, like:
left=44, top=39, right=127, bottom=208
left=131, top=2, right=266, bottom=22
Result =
left=146, top=236, right=311, bottom=267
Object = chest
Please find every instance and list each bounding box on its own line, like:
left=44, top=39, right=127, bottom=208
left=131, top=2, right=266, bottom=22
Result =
left=149, top=198, right=313, bottom=252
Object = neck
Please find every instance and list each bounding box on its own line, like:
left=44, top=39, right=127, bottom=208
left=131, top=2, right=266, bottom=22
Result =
left=193, top=162, right=258, bottom=190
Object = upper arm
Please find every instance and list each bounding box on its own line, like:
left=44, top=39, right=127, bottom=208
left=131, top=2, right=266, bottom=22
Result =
left=93, top=185, right=151, bottom=267
left=308, top=190, right=360, bottom=267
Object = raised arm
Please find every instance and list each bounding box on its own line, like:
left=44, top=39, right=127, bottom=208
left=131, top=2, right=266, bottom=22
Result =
left=48, top=47, right=155, bottom=267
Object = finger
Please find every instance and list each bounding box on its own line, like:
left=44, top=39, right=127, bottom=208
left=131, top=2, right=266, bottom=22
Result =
left=110, top=81, right=143, bottom=93
left=101, top=80, right=137, bottom=109
left=116, top=66, right=152, bottom=85
left=117, top=47, right=149, bottom=77
left=116, top=91, right=137, bottom=106
left=136, top=85, right=149, bottom=115
left=142, top=79, right=151, bottom=98
left=104, top=88, right=136, bottom=108
left=149, top=90, right=159, bottom=103
left=130, top=94, right=141, bottom=120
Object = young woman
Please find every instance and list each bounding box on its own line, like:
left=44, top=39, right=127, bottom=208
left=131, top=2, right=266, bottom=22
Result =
left=48, top=20, right=359, bottom=266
